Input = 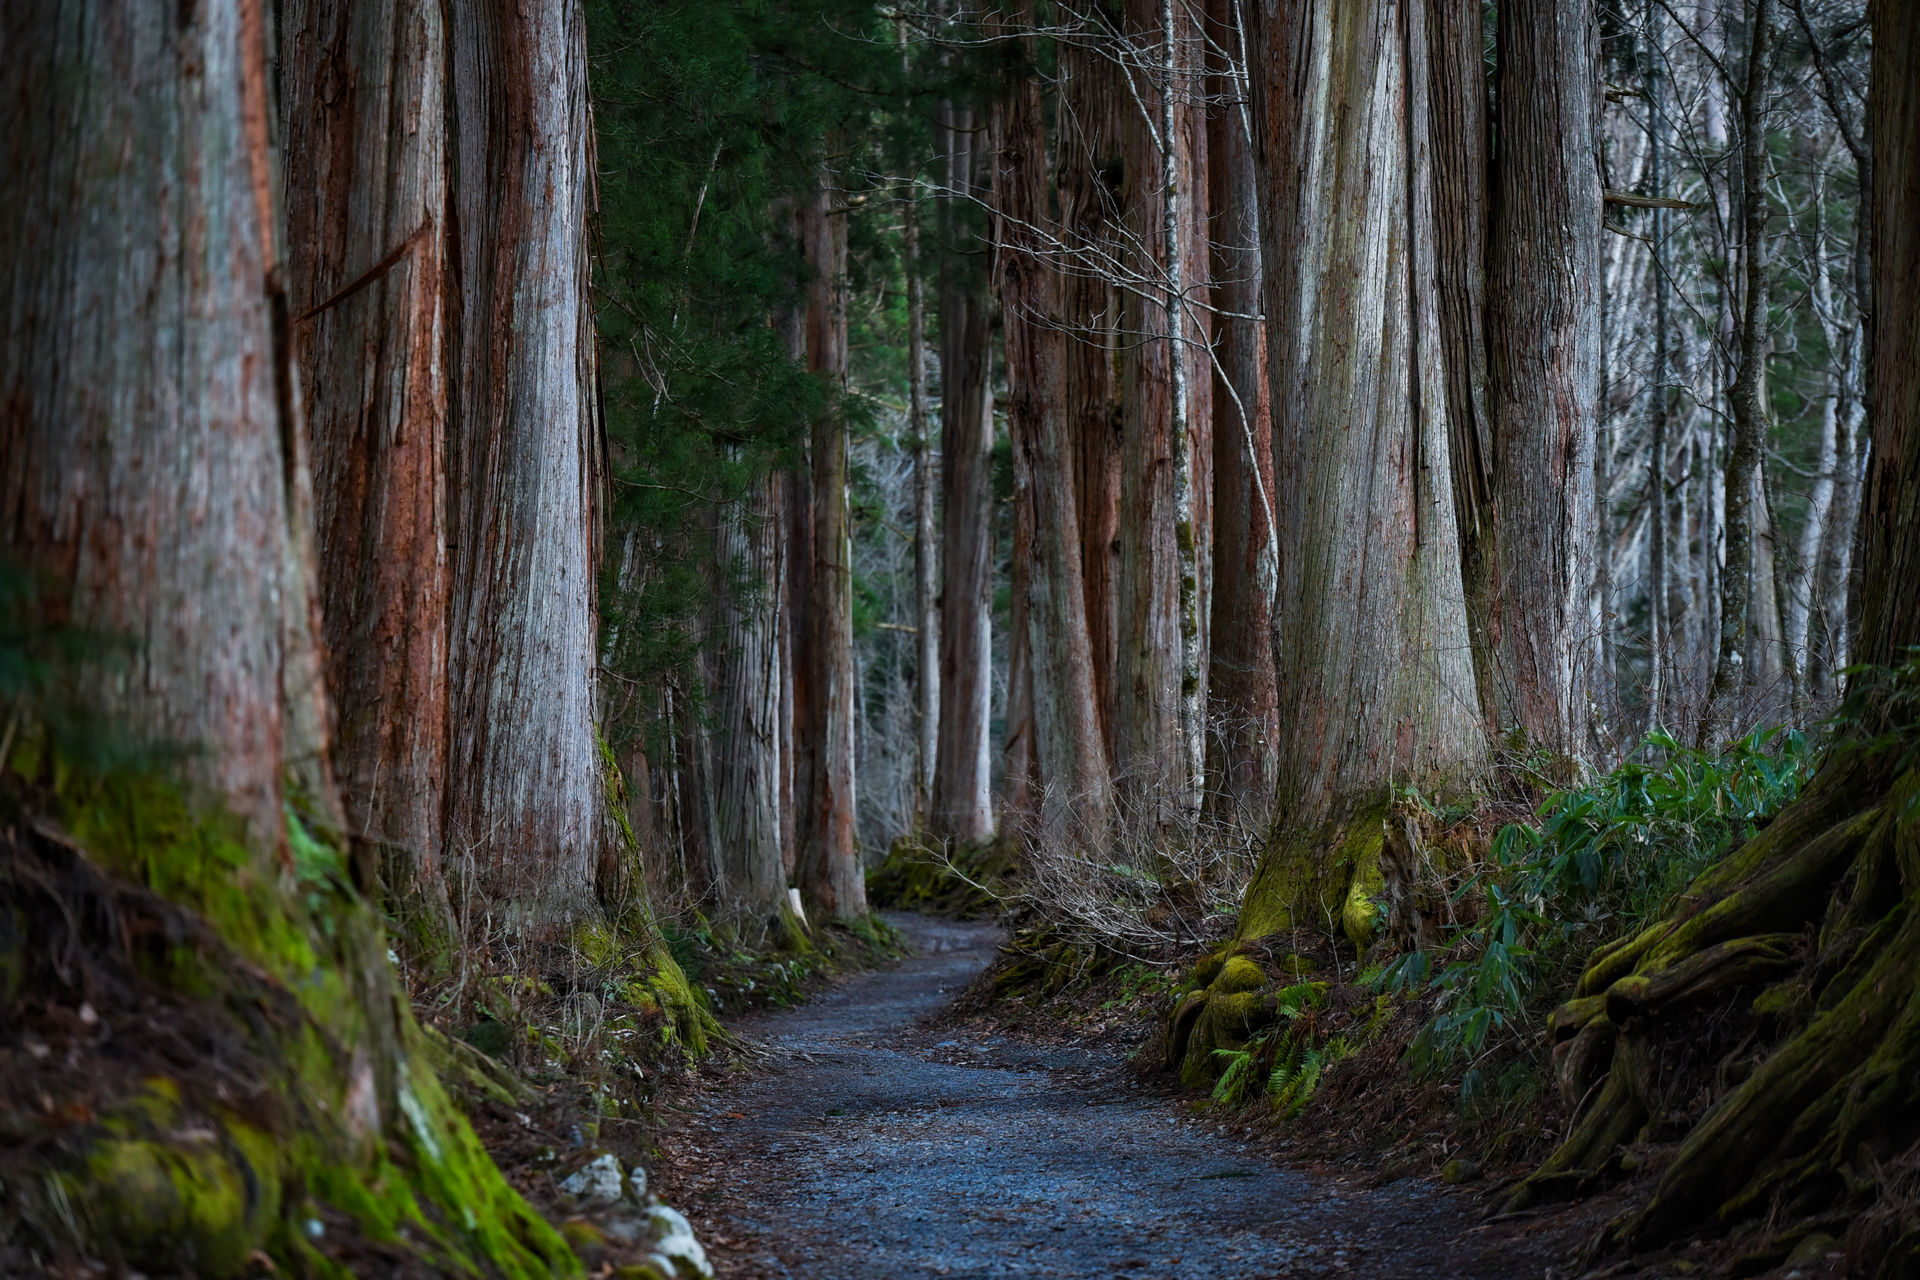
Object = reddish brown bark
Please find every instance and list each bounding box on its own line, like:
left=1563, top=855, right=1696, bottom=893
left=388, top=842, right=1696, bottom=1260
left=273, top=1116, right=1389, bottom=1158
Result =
left=1114, top=0, right=1212, bottom=806
left=1058, top=41, right=1125, bottom=760
left=2, top=0, right=326, bottom=847
left=932, top=101, right=998, bottom=845
left=281, top=0, right=452, bottom=901
left=795, top=178, right=865, bottom=921
left=992, top=19, right=1115, bottom=843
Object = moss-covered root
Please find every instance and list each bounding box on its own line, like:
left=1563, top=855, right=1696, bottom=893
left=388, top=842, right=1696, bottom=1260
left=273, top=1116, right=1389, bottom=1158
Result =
left=1508, top=750, right=1920, bottom=1252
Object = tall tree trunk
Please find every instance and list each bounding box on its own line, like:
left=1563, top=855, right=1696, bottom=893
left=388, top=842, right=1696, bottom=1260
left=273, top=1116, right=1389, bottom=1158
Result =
left=1427, top=0, right=1497, bottom=727
left=4, top=0, right=321, bottom=847
left=1699, top=0, right=1775, bottom=748
left=1856, top=0, right=1920, bottom=671
left=932, top=100, right=997, bottom=845
left=1646, top=0, right=1672, bottom=728
left=1059, top=40, right=1124, bottom=761
left=992, top=18, right=1115, bottom=845
left=1485, top=0, right=1605, bottom=758
left=707, top=471, right=790, bottom=928
left=445, top=0, right=604, bottom=930
left=906, top=171, right=940, bottom=827
left=280, top=0, right=453, bottom=926
left=795, top=178, right=865, bottom=921
left=0, top=4, right=570, bottom=1268
left=1205, top=0, right=1280, bottom=826
left=1239, top=0, right=1485, bottom=942
left=1115, top=0, right=1211, bottom=813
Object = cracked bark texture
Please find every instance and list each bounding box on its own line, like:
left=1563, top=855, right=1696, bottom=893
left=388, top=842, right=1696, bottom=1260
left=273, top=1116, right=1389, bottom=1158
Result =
left=282, top=0, right=452, bottom=907
left=1242, top=0, right=1484, bottom=916
left=2, top=0, right=332, bottom=846
left=1485, top=0, right=1606, bottom=757
left=445, top=0, right=604, bottom=928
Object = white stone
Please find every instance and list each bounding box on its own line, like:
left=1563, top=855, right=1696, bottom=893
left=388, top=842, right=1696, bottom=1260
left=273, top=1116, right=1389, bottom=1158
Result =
left=559, top=1152, right=624, bottom=1208
left=646, top=1204, right=713, bottom=1279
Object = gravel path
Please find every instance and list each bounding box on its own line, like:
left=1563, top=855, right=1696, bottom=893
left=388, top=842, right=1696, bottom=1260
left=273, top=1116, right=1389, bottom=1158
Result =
left=653, top=914, right=1571, bottom=1280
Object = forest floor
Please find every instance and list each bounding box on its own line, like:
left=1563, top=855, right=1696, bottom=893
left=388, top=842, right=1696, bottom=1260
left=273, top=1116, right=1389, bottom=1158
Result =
left=647, top=913, right=1611, bottom=1280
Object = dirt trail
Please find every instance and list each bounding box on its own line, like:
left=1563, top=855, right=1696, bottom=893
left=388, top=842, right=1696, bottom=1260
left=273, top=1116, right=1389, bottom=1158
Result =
left=654, top=915, right=1571, bottom=1280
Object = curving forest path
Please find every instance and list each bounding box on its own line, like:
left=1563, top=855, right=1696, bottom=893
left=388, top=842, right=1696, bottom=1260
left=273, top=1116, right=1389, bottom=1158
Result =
left=654, top=915, right=1576, bottom=1280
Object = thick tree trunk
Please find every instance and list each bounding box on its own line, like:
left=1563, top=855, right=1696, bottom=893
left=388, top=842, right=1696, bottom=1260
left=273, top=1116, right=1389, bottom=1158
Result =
left=1485, top=0, right=1606, bottom=758
left=0, top=6, right=570, bottom=1269
left=992, top=25, right=1115, bottom=846
left=707, top=471, right=791, bottom=927
left=1205, top=0, right=1280, bottom=827
left=1114, top=0, right=1211, bottom=813
left=1058, top=41, right=1124, bottom=760
left=281, top=0, right=452, bottom=921
left=932, top=102, right=998, bottom=846
left=1699, top=0, right=1775, bottom=748
left=1238, top=0, right=1485, bottom=942
left=3, top=0, right=317, bottom=846
left=444, top=0, right=604, bottom=930
left=795, top=179, right=865, bottom=921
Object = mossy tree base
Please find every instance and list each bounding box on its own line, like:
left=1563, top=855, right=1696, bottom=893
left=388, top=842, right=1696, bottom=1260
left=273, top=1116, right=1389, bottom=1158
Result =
left=0, top=755, right=580, bottom=1278
left=1163, top=798, right=1391, bottom=1088
left=1506, top=733, right=1920, bottom=1269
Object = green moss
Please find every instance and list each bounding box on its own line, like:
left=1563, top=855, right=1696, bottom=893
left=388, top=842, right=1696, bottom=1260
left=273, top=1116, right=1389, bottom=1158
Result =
left=26, top=758, right=585, bottom=1279
left=1235, top=798, right=1390, bottom=944
left=1213, top=954, right=1268, bottom=995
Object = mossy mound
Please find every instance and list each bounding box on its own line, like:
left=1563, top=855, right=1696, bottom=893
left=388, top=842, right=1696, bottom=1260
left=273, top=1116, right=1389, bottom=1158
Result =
left=0, top=750, right=579, bottom=1278
left=866, top=833, right=1013, bottom=917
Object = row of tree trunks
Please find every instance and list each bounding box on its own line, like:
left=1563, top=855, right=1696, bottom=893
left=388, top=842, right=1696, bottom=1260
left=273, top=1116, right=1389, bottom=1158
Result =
left=282, top=0, right=604, bottom=936
left=1504, top=16, right=1919, bottom=1244
left=992, top=8, right=1115, bottom=848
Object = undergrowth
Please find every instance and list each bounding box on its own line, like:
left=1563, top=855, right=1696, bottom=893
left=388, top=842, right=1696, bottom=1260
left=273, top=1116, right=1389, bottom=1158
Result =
left=1382, top=726, right=1810, bottom=1079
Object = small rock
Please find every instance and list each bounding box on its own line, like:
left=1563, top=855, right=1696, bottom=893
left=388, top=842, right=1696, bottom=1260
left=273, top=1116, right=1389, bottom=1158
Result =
left=561, top=1152, right=625, bottom=1208
left=646, top=1204, right=714, bottom=1279
left=1439, top=1159, right=1481, bottom=1185
left=627, top=1161, right=649, bottom=1202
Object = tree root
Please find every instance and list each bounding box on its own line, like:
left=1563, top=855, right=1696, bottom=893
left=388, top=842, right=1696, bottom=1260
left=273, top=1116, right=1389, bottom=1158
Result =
left=1507, top=744, right=1920, bottom=1268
